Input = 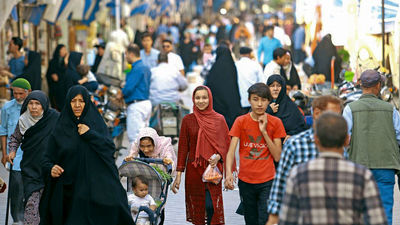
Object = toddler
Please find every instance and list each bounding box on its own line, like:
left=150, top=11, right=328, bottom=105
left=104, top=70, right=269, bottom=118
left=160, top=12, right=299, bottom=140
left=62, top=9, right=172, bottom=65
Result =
left=76, top=64, right=99, bottom=92
left=128, top=175, right=157, bottom=225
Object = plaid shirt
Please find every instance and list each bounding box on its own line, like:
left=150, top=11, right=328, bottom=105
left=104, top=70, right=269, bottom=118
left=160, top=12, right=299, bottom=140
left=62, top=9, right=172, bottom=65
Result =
left=279, top=152, right=387, bottom=225
left=268, top=128, right=318, bottom=215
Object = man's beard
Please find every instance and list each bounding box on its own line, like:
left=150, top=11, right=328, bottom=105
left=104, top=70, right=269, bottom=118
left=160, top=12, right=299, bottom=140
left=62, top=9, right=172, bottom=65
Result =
left=16, top=99, right=24, bottom=104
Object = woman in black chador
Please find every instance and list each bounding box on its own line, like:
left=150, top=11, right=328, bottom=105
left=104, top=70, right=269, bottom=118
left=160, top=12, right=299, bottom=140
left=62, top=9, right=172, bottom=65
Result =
left=46, top=44, right=68, bottom=110
left=40, top=85, right=134, bottom=225
left=8, top=91, right=59, bottom=224
left=21, top=50, right=42, bottom=90
left=205, top=46, right=242, bottom=129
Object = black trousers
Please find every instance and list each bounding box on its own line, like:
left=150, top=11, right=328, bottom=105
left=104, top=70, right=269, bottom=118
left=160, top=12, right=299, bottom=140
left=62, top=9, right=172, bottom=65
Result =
left=205, top=189, right=214, bottom=225
left=10, top=170, right=24, bottom=223
left=238, top=179, right=273, bottom=225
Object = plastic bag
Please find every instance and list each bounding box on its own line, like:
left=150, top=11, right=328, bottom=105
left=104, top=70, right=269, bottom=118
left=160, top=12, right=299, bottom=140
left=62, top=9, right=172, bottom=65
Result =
left=202, top=165, right=223, bottom=185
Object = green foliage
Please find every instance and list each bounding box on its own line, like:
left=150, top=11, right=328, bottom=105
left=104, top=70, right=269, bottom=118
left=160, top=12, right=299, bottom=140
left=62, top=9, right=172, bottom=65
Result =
left=151, top=165, right=172, bottom=181
left=338, top=49, right=350, bottom=63
left=268, top=0, right=292, bottom=10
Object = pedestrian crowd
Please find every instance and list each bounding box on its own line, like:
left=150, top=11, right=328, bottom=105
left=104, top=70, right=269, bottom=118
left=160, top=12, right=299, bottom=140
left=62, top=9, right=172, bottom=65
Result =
left=0, top=13, right=397, bottom=225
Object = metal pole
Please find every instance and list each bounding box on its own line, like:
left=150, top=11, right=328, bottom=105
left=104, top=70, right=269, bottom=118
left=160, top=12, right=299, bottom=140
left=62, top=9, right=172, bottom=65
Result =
left=382, top=0, right=385, bottom=67
left=17, top=3, right=23, bottom=38
left=115, top=0, right=121, bottom=30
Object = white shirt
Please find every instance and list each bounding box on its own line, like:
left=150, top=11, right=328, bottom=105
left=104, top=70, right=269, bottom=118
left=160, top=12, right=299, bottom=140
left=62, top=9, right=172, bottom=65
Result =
left=150, top=63, right=188, bottom=105
left=127, top=193, right=156, bottom=219
left=263, top=60, right=281, bottom=80
left=235, top=57, right=265, bottom=107
left=167, top=52, right=185, bottom=72
left=86, top=71, right=97, bottom=82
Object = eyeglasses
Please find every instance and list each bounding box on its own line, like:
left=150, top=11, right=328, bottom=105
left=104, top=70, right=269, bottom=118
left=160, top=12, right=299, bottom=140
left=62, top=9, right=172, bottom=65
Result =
left=162, top=45, right=171, bottom=48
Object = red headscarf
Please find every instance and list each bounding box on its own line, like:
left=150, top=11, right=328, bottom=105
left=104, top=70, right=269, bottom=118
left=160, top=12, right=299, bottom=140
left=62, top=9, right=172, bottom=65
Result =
left=192, top=86, right=231, bottom=167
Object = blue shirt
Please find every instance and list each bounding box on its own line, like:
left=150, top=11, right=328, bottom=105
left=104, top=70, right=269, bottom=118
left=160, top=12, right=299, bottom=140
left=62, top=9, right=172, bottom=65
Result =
left=169, top=26, right=180, bottom=44
left=9, top=55, right=25, bottom=78
left=343, top=105, right=400, bottom=145
left=140, top=48, right=160, bottom=69
left=122, top=60, right=151, bottom=103
left=257, top=36, right=281, bottom=65
left=292, top=26, right=305, bottom=50
left=0, top=99, right=23, bottom=171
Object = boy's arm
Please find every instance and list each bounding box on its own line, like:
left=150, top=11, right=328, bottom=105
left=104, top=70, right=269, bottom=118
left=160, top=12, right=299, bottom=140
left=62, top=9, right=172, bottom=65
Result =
left=261, top=133, right=282, bottom=162
left=224, top=136, right=239, bottom=190
left=259, top=114, right=282, bottom=161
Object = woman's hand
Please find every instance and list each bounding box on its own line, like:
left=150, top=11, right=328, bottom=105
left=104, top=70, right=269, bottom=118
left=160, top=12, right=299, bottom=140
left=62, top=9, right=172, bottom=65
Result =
left=51, top=165, right=64, bottom=178
left=77, top=124, right=90, bottom=135
left=163, top=158, right=173, bottom=165
left=51, top=73, right=59, bottom=82
left=171, top=172, right=182, bottom=194
left=269, top=103, right=279, bottom=113
left=208, top=154, right=221, bottom=168
left=124, top=156, right=134, bottom=161
left=64, top=53, right=69, bottom=65
left=7, top=152, right=16, bottom=165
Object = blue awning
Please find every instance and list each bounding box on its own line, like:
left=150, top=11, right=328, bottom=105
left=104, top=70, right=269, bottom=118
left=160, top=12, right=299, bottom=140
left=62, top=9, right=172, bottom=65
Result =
left=130, top=3, right=149, bottom=16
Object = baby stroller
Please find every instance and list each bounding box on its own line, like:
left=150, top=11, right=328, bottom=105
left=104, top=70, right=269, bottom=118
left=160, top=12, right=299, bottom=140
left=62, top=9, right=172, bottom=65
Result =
left=119, top=158, right=173, bottom=225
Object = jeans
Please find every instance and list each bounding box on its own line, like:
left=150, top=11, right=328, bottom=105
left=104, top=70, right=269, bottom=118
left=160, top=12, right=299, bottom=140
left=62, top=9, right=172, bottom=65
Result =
left=370, top=169, right=395, bottom=225
left=126, top=100, right=152, bottom=144
left=9, top=170, right=24, bottom=223
left=238, top=179, right=273, bottom=225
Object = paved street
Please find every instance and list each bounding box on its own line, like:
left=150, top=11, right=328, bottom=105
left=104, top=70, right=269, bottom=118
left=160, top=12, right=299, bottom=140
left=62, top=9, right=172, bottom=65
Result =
left=0, top=140, right=398, bottom=224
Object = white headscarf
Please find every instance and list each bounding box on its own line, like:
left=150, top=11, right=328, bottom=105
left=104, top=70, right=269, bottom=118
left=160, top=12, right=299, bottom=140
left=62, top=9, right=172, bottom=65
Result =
left=18, top=110, right=43, bottom=135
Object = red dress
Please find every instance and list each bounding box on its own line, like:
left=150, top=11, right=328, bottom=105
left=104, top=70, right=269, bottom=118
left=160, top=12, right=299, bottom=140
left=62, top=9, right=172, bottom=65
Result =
left=177, top=113, right=225, bottom=225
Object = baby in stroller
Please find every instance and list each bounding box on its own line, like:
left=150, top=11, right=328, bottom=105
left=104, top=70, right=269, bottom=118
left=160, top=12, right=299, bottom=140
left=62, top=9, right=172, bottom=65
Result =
left=125, top=127, right=177, bottom=173
left=128, top=175, right=157, bottom=225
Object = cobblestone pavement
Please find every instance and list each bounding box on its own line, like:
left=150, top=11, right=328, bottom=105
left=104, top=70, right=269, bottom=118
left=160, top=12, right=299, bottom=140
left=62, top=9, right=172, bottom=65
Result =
left=0, top=140, right=398, bottom=225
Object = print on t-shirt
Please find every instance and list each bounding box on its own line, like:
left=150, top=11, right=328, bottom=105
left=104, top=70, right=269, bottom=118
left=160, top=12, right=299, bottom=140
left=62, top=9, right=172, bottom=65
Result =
left=245, top=135, right=271, bottom=160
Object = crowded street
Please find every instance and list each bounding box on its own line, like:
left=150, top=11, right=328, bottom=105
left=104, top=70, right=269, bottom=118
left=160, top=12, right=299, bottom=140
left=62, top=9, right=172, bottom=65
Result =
left=1, top=0, right=400, bottom=225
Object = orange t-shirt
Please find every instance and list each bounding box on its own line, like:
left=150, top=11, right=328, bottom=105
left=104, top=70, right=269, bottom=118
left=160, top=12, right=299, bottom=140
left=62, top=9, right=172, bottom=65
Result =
left=229, top=113, right=286, bottom=184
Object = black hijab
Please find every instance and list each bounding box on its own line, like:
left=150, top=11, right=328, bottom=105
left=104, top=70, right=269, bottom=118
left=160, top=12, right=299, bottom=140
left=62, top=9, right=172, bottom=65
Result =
left=280, top=51, right=301, bottom=89
left=65, top=52, right=83, bottom=90
left=19, top=91, right=59, bottom=200
left=312, top=34, right=341, bottom=82
left=21, top=50, right=42, bottom=90
left=46, top=44, right=67, bottom=110
left=205, top=46, right=242, bottom=128
left=266, top=75, right=308, bottom=135
left=40, top=86, right=133, bottom=225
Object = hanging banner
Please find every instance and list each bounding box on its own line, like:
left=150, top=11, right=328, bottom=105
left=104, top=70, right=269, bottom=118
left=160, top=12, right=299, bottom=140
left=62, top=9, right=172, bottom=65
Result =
left=0, top=0, right=20, bottom=30
left=42, top=0, right=64, bottom=23
left=359, top=0, right=400, bottom=34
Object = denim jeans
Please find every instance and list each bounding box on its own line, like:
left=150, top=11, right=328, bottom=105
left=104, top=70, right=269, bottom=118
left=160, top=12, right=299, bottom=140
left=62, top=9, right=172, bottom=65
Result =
left=238, top=179, right=273, bottom=225
left=370, top=169, right=395, bottom=225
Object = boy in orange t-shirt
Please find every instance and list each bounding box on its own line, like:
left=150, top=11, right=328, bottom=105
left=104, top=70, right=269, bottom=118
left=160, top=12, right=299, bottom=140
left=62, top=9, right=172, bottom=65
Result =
left=225, top=83, right=286, bottom=225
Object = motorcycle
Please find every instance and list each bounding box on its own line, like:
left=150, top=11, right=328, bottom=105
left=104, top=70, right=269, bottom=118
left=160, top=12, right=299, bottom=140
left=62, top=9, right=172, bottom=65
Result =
left=95, top=73, right=127, bottom=159
left=337, top=79, right=362, bottom=107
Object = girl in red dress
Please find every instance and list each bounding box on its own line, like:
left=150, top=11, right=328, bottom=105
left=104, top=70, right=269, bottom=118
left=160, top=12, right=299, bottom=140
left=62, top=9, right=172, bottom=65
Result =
left=171, top=86, right=231, bottom=225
